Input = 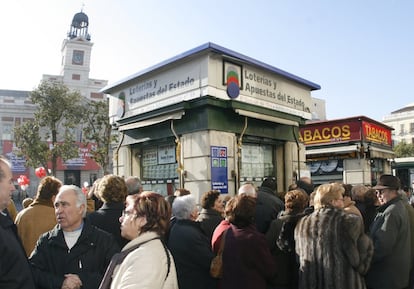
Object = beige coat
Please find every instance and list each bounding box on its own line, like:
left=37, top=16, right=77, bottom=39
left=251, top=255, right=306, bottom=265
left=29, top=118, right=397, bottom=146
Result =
left=110, top=231, right=178, bottom=289
left=15, top=199, right=57, bottom=256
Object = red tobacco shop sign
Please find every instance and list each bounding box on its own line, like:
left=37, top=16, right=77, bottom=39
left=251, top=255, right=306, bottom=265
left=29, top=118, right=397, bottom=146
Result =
left=299, top=117, right=392, bottom=147
left=361, top=120, right=392, bottom=146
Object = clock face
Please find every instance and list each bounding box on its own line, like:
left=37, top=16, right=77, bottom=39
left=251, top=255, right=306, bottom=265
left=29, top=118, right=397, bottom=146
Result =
left=72, top=50, right=84, bottom=65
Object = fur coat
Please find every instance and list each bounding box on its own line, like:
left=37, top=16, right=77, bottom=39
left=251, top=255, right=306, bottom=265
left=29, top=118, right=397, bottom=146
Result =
left=294, top=207, right=373, bottom=289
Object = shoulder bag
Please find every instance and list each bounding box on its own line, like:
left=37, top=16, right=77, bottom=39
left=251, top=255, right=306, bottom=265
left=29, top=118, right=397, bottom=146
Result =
left=98, top=237, right=170, bottom=289
left=210, top=228, right=228, bottom=278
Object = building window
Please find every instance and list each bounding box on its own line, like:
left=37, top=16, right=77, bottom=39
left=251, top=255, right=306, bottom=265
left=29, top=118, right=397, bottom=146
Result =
left=1, top=117, right=13, bottom=122
left=90, top=92, right=103, bottom=99
left=142, top=144, right=177, bottom=181
left=400, top=124, right=405, bottom=135
left=410, top=123, right=414, bottom=133
left=72, top=74, right=81, bottom=80
left=2, top=123, right=13, bottom=140
left=240, top=143, right=274, bottom=182
left=141, top=143, right=178, bottom=196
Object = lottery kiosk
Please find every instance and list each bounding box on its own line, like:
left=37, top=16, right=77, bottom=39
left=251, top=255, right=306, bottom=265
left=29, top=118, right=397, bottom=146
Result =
left=103, top=43, right=320, bottom=198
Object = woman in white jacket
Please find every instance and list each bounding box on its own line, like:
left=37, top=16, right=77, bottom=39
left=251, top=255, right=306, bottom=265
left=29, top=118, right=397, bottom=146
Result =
left=100, top=192, right=178, bottom=289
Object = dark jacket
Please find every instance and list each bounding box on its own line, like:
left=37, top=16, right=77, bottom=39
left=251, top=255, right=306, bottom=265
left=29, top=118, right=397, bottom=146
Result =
left=167, top=219, right=216, bottom=289
left=29, top=219, right=119, bottom=289
left=196, top=208, right=224, bottom=241
left=362, top=203, right=378, bottom=233
left=221, top=223, right=276, bottom=289
left=0, top=212, right=35, bottom=289
left=265, top=211, right=309, bottom=289
left=366, top=196, right=411, bottom=289
left=86, top=202, right=128, bottom=248
left=256, top=186, right=284, bottom=233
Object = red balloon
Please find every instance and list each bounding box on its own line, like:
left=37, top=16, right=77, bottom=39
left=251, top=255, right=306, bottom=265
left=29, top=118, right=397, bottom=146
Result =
left=17, top=175, right=30, bottom=186
left=35, top=167, right=47, bottom=178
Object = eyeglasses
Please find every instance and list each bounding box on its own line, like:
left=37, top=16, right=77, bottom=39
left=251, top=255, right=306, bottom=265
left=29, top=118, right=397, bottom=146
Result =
left=122, top=209, right=136, bottom=218
left=376, top=189, right=387, bottom=195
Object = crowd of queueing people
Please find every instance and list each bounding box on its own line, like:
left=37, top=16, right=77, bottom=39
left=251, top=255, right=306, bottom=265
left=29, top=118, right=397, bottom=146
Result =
left=1, top=153, right=414, bottom=289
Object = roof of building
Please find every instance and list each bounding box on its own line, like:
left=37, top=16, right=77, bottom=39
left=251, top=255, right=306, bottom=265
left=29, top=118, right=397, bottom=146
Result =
left=72, top=12, right=89, bottom=28
left=304, top=115, right=394, bottom=130
left=391, top=103, right=414, bottom=114
left=102, top=42, right=321, bottom=93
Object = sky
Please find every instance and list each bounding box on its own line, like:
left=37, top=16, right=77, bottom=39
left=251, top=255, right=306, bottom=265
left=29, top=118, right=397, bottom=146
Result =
left=1, top=0, right=413, bottom=122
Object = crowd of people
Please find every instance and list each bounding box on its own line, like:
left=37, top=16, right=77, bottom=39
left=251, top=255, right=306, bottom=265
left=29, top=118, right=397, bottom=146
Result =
left=1, top=153, right=414, bottom=289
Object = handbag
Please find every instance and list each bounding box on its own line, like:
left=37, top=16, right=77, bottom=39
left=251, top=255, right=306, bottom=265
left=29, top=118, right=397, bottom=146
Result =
left=210, top=228, right=228, bottom=278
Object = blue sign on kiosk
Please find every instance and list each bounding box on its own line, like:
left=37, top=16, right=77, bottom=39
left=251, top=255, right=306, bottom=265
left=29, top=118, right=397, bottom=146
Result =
left=211, top=146, right=228, bottom=193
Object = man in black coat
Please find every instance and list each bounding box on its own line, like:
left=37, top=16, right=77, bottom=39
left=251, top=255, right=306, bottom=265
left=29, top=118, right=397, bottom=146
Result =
left=167, top=194, right=216, bottom=289
left=0, top=155, right=36, bottom=289
left=366, top=175, right=411, bottom=289
left=29, top=185, right=119, bottom=289
left=256, top=177, right=284, bottom=233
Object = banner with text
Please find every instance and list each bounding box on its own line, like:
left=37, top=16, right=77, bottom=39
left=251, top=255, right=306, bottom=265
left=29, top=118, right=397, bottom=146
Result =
left=211, top=146, right=228, bottom=193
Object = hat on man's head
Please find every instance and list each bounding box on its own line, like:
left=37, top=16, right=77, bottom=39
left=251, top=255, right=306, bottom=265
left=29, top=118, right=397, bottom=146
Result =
left=373, top=174, right=400, bottom=190
left=261, top=177, right=276, bottom=191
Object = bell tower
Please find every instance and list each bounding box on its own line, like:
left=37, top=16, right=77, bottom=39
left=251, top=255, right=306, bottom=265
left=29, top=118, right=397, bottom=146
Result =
left=60, top=10, right=93, bottom=85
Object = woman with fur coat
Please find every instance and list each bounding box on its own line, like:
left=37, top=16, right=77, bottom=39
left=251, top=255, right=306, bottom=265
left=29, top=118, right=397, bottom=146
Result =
left=294, top=183, right=373, bottom=289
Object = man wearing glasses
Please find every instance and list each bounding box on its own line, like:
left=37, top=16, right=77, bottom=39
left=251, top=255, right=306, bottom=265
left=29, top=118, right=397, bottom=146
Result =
left=366, top=174, right=410, bottom=289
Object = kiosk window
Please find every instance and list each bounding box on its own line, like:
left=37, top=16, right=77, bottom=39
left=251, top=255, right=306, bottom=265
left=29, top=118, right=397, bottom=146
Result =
left=240, top=144, right=274, bottom=181
left=142, top=145, right=178, bottom=180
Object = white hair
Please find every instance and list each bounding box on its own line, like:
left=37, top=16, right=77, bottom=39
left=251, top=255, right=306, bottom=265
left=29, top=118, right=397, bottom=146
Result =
left=238, top=183, right=257, bottom=197
left=172, top=195, right=197, bottom=220
left=59, top=185, right=87, bottom=217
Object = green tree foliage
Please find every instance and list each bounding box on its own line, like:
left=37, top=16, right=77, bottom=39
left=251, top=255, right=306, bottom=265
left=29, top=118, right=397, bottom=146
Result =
left=13, top=81, right=84, bottom=176
left=393, top=141, right=414, bottom=157
left=14, top=121, right=49, bottom=169
left=82, top=99, right=114, bottom=174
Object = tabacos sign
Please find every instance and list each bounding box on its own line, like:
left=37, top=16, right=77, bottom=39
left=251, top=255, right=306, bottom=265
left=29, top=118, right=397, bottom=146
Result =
left=299, top=122, right=360, bottom=145
left=362, top=121, right=392, bottom=146
left=299, top=118, right=392, bottom=147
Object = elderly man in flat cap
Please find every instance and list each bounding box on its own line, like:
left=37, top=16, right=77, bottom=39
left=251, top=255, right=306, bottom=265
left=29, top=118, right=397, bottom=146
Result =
left=366, top=174, right=411, bottom=289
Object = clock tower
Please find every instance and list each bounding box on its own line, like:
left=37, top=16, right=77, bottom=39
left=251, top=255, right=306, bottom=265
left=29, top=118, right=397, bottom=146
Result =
left=60, top=10, right=93, bottom=86
left=40, top=9, right=108, bottom=188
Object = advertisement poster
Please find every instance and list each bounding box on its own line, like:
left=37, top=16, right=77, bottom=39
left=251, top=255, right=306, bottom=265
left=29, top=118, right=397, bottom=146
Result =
left=2, top=140, right=29, bottom=179
left=56, top=143, right=100, bottom=170
left=211, top=146, right=228, bottom=193
left=158, top=144, right=176, bottom=164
